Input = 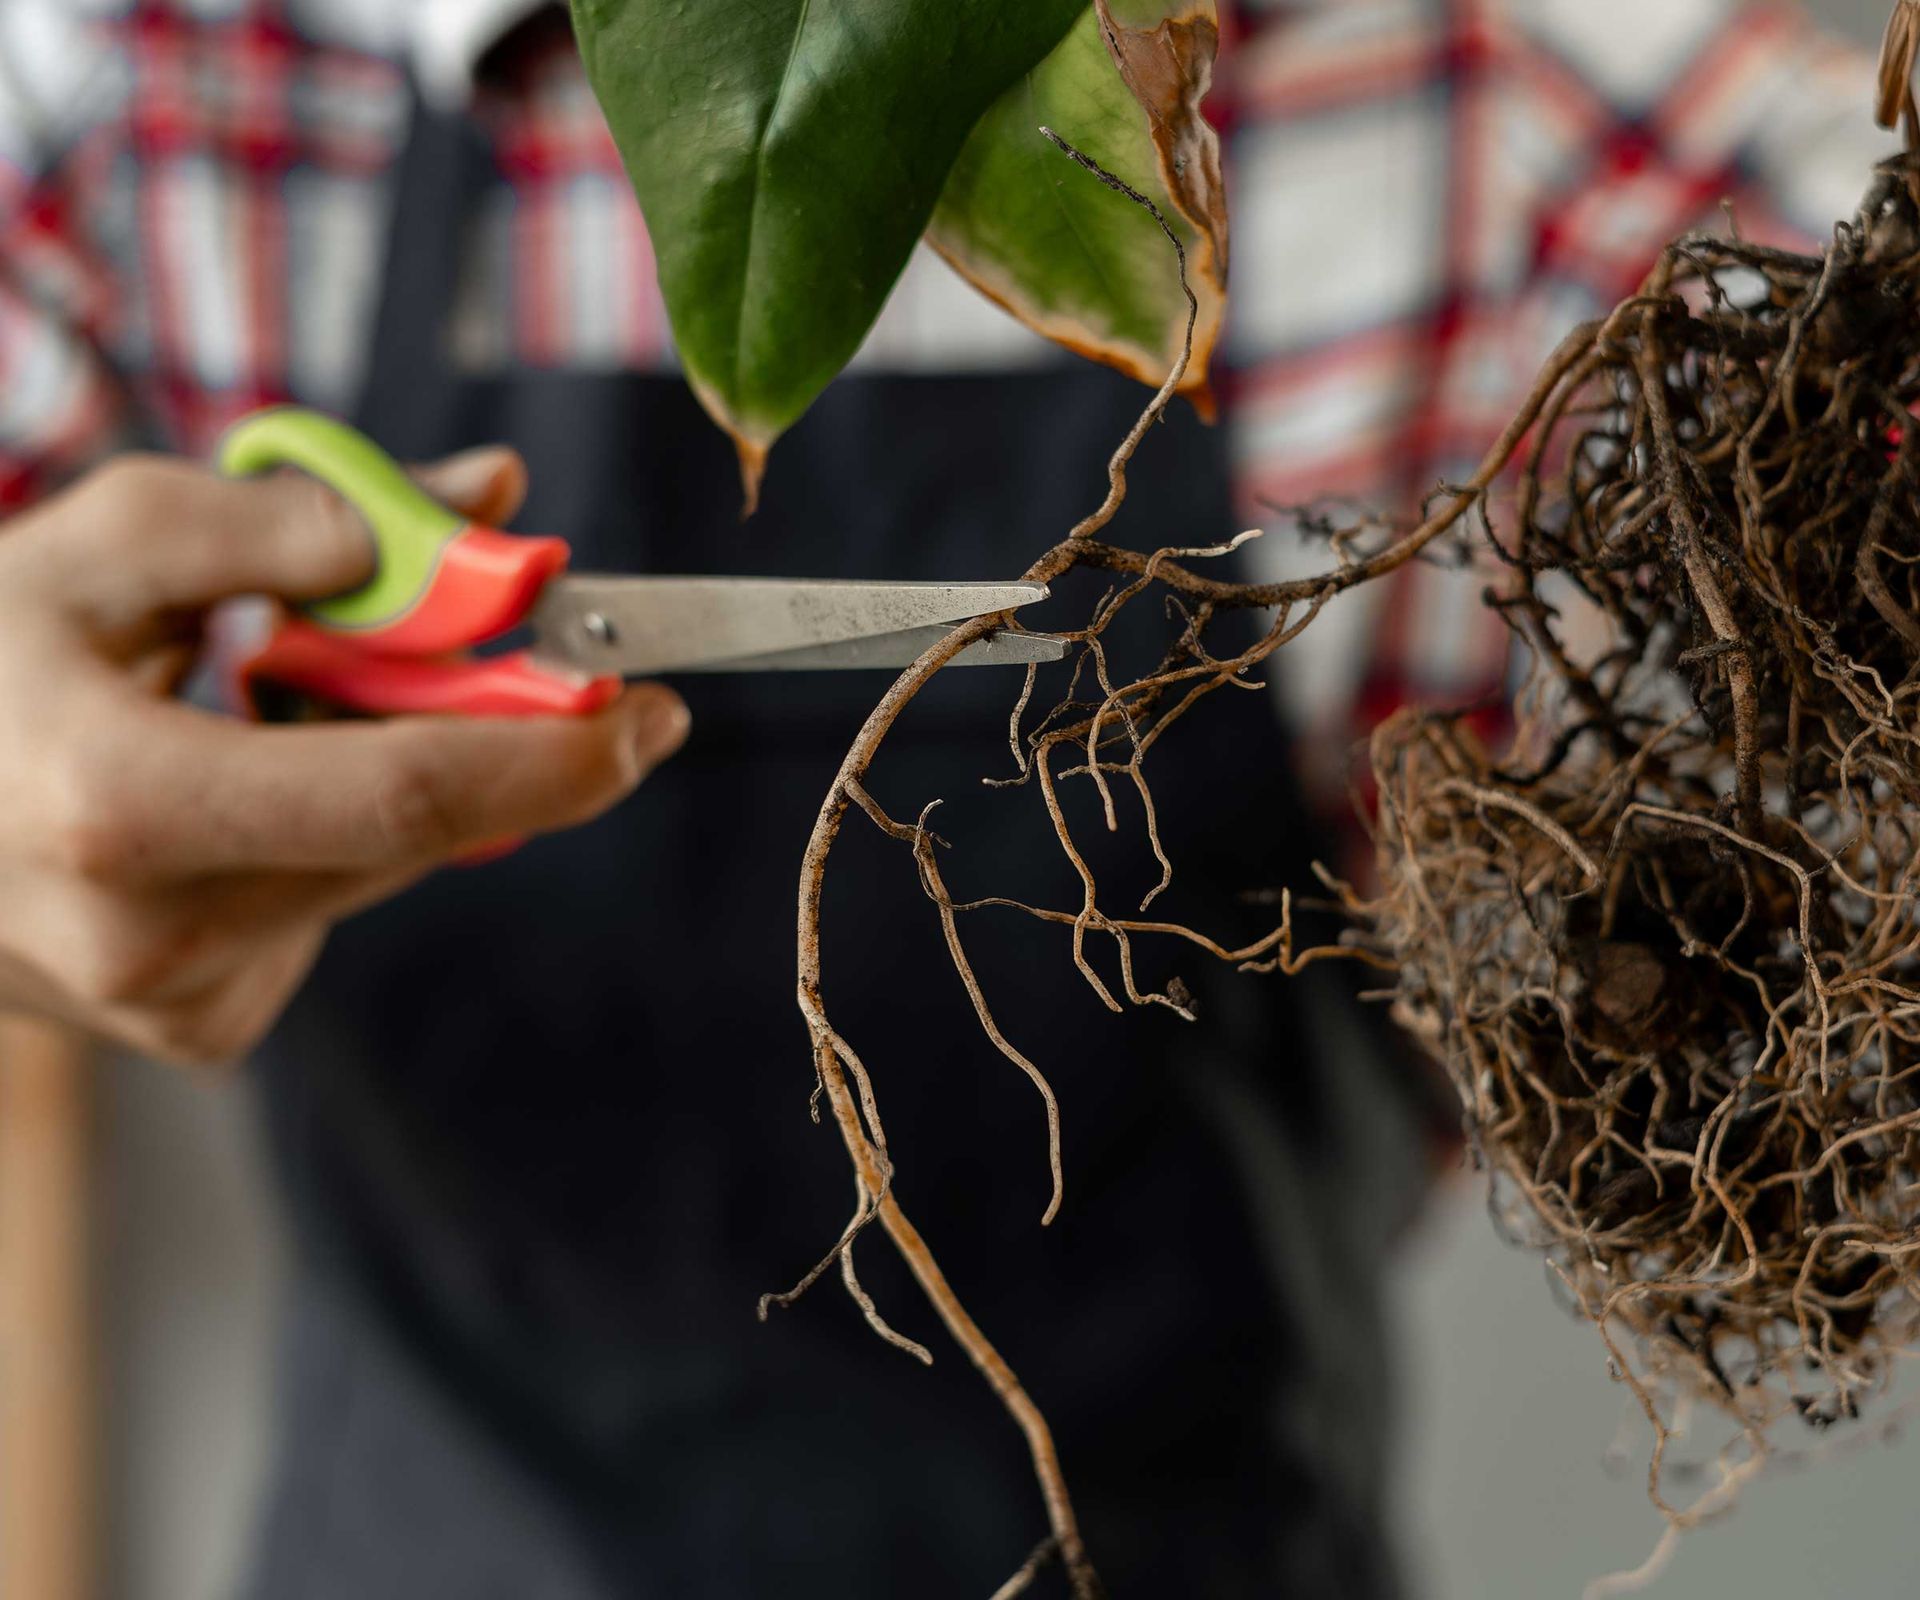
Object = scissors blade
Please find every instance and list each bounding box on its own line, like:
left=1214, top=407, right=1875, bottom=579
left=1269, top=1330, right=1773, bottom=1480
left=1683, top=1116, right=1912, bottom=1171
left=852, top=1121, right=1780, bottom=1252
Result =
left=680, top=625, right=1069, bottom=673
left=528, top=576, right=1058, bottom=675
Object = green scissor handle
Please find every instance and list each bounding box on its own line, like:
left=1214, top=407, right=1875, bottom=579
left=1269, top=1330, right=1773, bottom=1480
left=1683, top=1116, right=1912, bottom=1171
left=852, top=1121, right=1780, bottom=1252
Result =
left=218, top=407, right=467, bottom=636
left=214, top=414, right=614, bottom=872
left=214, top=407, right=601, bottom=727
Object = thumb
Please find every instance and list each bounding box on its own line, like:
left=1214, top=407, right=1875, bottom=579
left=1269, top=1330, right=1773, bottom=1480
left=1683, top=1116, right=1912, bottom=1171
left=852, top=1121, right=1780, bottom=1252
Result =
left=58, top=445, right=536, bottom=625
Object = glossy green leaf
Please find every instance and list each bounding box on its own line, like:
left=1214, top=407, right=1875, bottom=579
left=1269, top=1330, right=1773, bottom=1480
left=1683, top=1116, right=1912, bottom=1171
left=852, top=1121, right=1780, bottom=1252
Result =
left=926, top=0, right=1227, bottom=412
left=569, top=0, right=1086, bottom=507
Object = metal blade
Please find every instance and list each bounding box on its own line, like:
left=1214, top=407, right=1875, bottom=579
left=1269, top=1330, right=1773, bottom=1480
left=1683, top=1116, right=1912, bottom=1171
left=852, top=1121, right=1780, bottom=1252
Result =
left=529, top=576, right=1052, bottom=676
left=677, top=625, right=1069, bottom=673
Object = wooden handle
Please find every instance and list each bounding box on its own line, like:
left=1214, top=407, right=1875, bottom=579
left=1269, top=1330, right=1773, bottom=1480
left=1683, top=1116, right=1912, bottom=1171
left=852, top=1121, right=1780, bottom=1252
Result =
left=0, top=1018, right=98, bottom=1600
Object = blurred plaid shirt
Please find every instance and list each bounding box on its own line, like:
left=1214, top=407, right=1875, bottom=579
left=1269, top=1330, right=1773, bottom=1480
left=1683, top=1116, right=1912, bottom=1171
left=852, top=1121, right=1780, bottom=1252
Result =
left=0, top=0, right=1892, bottom=802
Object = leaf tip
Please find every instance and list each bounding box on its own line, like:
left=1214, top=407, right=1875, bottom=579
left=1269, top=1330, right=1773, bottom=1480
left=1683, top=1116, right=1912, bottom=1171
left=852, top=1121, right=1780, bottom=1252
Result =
left=684, top=370, right=775, bottom=515
left=735, top=434, right=769, bottom=518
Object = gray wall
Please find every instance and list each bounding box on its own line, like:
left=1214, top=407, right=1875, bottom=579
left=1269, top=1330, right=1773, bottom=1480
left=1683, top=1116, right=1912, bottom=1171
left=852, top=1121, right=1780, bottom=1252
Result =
left=1391, top=1188, right=1920, bottom=1600
left=101, top=1062, right=280, bottom=1600
left=1825, top=0, right=1896, bottom=42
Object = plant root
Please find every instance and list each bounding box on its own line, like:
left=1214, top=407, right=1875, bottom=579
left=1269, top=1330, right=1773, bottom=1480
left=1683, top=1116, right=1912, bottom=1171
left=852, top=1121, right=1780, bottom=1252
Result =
left=1361, top=154, right=1920, bottom=1536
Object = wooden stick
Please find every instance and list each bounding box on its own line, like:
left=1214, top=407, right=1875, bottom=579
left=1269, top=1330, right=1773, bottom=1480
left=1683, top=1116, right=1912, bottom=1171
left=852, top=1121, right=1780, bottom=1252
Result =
left=0, top=1018, right=98, bottom=1600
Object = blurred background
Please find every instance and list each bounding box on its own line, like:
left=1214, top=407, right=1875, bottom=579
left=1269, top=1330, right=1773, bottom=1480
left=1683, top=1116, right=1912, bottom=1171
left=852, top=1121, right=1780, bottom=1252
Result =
left=4, top=2, right=1919, bottom=1597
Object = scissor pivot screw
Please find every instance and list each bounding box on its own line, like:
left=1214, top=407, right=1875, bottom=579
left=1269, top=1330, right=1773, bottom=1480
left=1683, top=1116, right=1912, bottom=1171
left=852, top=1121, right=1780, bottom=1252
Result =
left=581, top=611, right=618, bottom=648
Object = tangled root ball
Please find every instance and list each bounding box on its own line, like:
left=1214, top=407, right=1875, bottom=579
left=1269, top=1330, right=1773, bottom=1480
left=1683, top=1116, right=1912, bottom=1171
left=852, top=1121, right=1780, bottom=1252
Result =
left=1366, top=156, right=1920, bottom=1510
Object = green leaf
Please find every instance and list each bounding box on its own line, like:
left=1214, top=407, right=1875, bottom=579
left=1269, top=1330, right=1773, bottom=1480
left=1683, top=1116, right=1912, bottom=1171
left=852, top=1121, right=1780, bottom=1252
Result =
left=926, top=0, right=1227, bottom=414
left=569, top=0, right=1086, bottom=508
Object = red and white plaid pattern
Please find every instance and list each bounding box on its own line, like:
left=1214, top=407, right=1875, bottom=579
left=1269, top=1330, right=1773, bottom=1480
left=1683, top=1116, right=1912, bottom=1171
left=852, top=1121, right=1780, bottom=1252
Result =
left=1225, top=0, right=1887, bottom=798
left=0, top=0, right=1893, bottom=804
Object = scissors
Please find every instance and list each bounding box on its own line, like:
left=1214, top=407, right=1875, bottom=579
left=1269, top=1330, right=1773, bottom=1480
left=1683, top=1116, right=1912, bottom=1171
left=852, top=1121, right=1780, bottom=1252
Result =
left=216, top=408, right=1066, bottom=719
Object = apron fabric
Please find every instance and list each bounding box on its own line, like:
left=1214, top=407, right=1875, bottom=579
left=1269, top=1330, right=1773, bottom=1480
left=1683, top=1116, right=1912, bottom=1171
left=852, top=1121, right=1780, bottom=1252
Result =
left=241, top=90, right=1427, bottom=1600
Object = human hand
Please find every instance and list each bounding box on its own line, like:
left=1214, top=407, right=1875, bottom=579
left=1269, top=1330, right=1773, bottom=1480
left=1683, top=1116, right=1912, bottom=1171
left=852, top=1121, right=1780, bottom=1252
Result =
left=0, top=447, right=687, bottom=1063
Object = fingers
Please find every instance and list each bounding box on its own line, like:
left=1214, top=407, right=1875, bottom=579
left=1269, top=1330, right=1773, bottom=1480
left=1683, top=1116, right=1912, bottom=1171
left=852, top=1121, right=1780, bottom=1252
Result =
left=0, top=437, right=588, bottom=1062
left=49, top=455, right=374, bottom=618
left=0, top=855, right=432, bottom=1051
left=44, top=444, right=530, bottom=624
left=62, top=683, right=690, bottom=879
left=123, top=924, right=329, bottom=1068
left=413, top=446, right=528, bottom=526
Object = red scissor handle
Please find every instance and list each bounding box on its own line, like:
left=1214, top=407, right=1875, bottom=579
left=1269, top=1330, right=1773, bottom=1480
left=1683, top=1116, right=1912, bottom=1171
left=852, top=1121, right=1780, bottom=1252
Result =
left=216, top=408, right=622, bottom=720
left=240, top=623, right=623, bottom=720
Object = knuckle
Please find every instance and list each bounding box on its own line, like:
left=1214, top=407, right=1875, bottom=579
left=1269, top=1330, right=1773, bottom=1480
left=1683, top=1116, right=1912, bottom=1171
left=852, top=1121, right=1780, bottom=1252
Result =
left=277, top=473, right=369, bottom=565
left=64, top=456, right=219, bottom=579
left=87, top=453, right=169, bottom=501
left=64, top=906, right=202, bottom=1006
left=369, top=753, right=461, bottom=858
left=44, top=750, right=143, bottom=881
left=68, top=924, right=177, bottom=1010
left=276, top=471, right=335, bottom=532
left=83, top=454, right=194, bottom=523
left=124, top=941, right=310, bottom=1068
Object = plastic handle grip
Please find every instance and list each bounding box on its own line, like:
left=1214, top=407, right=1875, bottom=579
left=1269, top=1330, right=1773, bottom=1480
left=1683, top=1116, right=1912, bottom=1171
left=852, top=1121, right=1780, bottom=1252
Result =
left=218, top=407, right=466, bottom=635
left=216, top=407, right=615, bottom=753
left=241, top=624, right=623, bottom=719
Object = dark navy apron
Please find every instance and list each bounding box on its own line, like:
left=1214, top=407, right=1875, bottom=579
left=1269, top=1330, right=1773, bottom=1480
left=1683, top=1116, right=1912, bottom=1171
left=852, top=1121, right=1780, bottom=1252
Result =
left=241, top=83, right=1426, bottom=1600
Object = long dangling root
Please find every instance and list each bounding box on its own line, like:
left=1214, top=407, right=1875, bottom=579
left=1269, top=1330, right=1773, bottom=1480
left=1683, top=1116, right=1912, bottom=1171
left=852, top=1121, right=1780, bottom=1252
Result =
left=770, top=130, right=1582, bottom=1596
left=777, top=93, right=1920, bottom=1585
